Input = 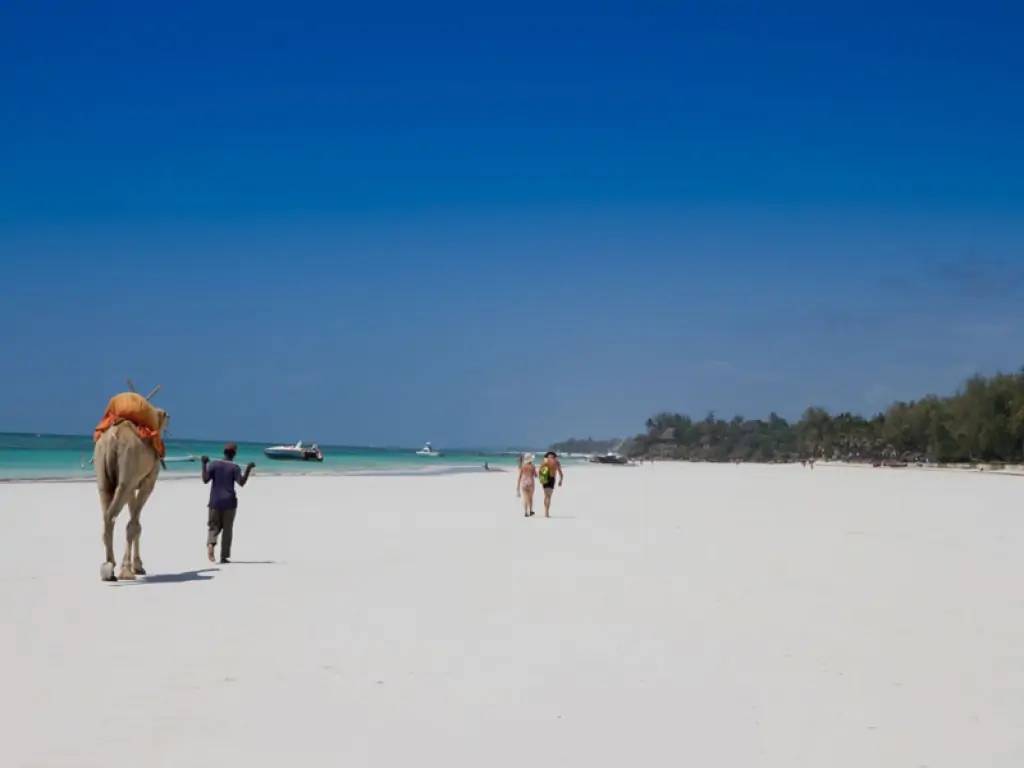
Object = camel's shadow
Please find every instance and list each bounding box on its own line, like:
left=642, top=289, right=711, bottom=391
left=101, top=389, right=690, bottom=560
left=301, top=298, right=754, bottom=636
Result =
left=109, top=560, right=279, bottom=586
left=225, top=560, right=279, bottom=565
left=112, top=567, right=219, bottom=586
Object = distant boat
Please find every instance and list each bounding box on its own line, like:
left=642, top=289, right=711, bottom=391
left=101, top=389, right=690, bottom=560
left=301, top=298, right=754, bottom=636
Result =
left=163, top=454, right=197, bottom=463
left=263, top=441, right=324, bottom=462
left=589, top=452, right=629, bottom=465
left=415, top=441, right=442, bottom=457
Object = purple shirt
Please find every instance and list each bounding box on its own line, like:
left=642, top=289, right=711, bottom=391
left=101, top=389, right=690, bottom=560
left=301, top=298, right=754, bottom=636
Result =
left=203, top=460, right=245, bottom=510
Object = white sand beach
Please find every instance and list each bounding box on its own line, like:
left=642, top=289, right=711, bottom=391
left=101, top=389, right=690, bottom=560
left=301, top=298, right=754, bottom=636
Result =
left=3, top=463, right=1022, bottom=767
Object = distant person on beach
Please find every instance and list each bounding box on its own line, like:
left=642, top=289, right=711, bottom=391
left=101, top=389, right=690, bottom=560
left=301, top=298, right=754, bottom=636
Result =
left=539, top=451, right=564, bottom=517
left=517, top=452, right=537, bottom=517
left=201, top=443, right=254, bottom=564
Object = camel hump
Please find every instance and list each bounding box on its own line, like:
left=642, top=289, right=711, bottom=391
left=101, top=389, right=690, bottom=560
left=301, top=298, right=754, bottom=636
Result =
left=94, top=392, right=167, bottom=458
left=102, top=392, right=161, bottom=431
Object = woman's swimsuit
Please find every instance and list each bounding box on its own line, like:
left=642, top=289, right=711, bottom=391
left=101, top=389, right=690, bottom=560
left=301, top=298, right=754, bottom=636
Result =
left=520, top=466, right=536, bottom=492
left=539, top=463, right=556, bottom=489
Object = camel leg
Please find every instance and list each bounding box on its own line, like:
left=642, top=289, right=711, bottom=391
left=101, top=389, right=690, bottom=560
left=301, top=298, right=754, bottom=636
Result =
left=99, top=485, right=115, bottom=568
left=99, top=486, right=118, bottom=582
left=102, top=484, right=133, bottom=581
left=120, top=517, right=139, bottom=581
left=128, top=508, right=144, bottom=576
left=129, top=474, right=157, bottom=576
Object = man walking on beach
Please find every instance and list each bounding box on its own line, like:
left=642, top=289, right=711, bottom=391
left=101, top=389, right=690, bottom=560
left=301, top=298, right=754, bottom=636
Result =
left=201, top=444, right=254, bottom=564
left=539, top=451, right=564, bottom=518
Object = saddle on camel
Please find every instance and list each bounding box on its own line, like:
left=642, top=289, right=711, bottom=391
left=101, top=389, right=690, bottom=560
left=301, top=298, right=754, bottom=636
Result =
left=93, top=392, right=167, bottom=459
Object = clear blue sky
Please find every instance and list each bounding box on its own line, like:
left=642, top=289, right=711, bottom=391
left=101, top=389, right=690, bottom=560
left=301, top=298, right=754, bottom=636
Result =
left=2, top=2, right=1022, bottom=447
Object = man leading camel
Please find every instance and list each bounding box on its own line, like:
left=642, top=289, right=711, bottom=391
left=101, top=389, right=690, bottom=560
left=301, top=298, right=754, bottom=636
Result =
left=201, top=444, right=254, bottom=564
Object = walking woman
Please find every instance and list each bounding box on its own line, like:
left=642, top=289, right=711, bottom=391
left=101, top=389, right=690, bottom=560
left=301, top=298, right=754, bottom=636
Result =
left=517, top=452, right=537, bottom=517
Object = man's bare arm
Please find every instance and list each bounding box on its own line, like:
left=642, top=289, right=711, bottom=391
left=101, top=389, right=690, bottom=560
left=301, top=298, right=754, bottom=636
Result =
left=238, top=462, right=255, bottom=487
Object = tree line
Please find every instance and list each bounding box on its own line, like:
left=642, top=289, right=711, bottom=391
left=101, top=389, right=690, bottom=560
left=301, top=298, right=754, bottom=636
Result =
left=550, top=437, right=621, bottom=454
left=616, top=369, right=1024, bottom=464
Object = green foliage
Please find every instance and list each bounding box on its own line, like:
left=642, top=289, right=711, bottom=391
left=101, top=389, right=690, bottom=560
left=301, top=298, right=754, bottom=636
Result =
left=624, top=370, right=1024, bottom=463
left=550, top=437, right=620, bottom=454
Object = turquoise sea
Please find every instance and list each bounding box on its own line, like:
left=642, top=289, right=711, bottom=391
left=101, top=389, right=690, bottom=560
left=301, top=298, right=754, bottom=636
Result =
left=0, top=433, right=530, bottom=481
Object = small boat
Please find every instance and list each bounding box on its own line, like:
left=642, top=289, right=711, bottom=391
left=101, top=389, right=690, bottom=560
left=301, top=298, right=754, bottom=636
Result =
left=263, top=441, right=324, bottom=462
left=589, top=452, right=629, bottom=465
left=415, top=441, right=442, bottom=457
left=163, top=454, right=197, bottom=463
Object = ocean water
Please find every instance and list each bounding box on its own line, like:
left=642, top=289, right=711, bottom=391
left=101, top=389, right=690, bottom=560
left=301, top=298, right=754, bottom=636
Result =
left=0, top=433, right=528, bottom=481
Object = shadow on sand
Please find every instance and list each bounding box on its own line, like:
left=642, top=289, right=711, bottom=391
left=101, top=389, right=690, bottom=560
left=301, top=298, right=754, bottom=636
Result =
left=112, top=567, right=219, bottom=586
left=109, top=561, right=280, bottom=586
left=223, top=560, right=279, bottom=565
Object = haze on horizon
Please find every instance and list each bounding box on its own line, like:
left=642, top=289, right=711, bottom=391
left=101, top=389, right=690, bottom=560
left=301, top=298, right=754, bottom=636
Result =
left=2, top=3, right=1022, bottom=448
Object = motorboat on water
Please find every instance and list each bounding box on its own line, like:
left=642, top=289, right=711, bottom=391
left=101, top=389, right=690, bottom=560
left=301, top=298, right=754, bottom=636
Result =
left=589, top=452, right=630, bottom=465
left=263, top=441, right=324, bottom=462
left=415, top=441, right=442, bottom=457
left=163, top=454, right=197, bottom=463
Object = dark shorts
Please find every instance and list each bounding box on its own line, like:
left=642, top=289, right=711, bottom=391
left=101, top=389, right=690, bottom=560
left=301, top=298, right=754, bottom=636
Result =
left=542, top=479, right=556, bottom=490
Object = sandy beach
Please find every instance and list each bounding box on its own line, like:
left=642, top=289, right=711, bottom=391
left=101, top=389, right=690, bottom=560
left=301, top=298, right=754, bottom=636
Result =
left=3, top=463, right=1022, bottom=767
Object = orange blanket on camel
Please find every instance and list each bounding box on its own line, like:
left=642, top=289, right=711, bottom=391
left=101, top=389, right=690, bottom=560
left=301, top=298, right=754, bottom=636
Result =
left=93, top=392, right=166, bottom=458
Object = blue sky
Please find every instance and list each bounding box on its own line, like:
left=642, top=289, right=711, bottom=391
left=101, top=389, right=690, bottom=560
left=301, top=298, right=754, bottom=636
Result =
left=2, top=2, right=1022, bottom=447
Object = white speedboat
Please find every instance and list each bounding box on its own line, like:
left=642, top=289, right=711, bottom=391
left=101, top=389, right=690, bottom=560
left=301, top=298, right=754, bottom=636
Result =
left=264, top=441, right=324, bottom=462
left=415, top=441, right=442, bottom=457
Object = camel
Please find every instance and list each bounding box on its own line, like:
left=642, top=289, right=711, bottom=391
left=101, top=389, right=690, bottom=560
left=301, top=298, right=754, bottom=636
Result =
left=94, top=413, right=167, bottom=581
